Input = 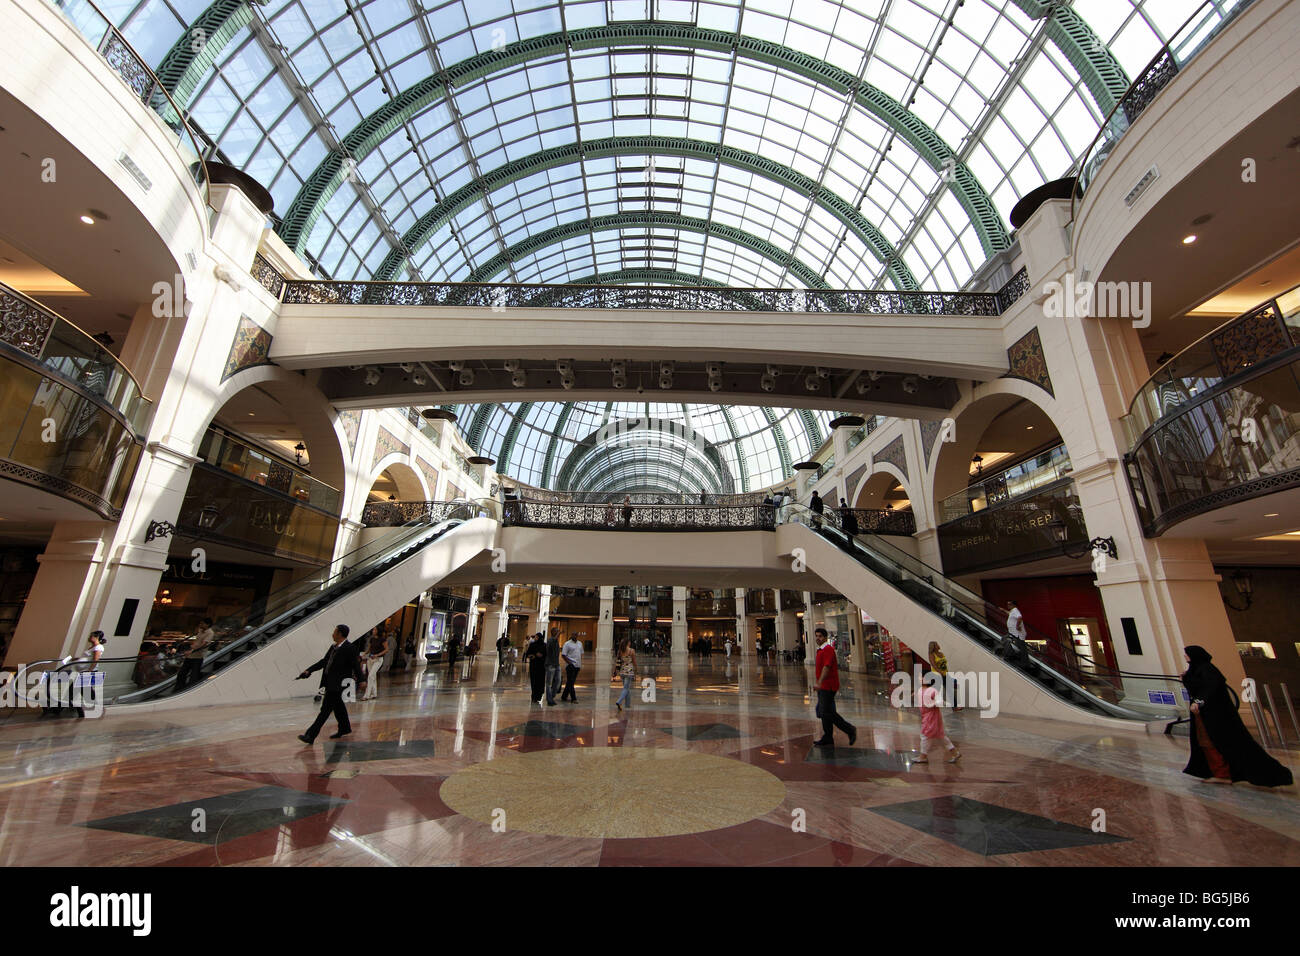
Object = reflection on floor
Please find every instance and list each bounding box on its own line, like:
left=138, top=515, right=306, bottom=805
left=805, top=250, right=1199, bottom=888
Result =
left=0, top=657, right=1296, bottom=866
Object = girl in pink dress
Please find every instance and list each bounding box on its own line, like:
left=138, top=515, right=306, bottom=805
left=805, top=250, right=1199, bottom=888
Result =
left=912, top=681, right=960, bottom=763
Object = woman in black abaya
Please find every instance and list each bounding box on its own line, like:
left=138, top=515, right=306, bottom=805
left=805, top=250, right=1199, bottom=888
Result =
left=1181, top=645, right=1293, bottom=788
left=526, top=632, right=547, bottom=705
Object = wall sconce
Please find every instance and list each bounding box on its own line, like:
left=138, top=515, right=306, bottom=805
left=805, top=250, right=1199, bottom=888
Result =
left=1222, top=568, right=1253, bottom=611
left=294, top=442, right=307, bottom=465
left=1048, top=517, right=1118, bottom=561
left=971, top=454, right=983, bottom=474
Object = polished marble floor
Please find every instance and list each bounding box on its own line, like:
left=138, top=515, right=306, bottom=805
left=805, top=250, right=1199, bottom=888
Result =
left=0, top=657, right=1296, bottom=866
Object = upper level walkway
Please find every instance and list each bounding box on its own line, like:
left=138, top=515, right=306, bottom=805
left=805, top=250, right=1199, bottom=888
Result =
left=258, top=265, right=1031, bottom=418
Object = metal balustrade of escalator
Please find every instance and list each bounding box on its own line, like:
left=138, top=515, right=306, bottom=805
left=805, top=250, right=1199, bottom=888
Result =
left=111, top=501, right=494, bottom=703
left=780, top=505, right=1184, bottom=723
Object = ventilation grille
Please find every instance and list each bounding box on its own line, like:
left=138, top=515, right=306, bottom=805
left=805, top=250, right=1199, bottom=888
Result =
left=1124, top=165, right=1159, bottom=207
left=116, top=152, right=151, bottom=192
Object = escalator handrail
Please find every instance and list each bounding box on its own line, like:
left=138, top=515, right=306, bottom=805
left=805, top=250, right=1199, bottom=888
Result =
left=110, top=517, right=472, bottom=704
left=779, top=506, right=1176, bottom=721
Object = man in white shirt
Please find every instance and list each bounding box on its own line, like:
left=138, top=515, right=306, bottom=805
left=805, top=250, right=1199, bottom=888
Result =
left=1004, top=601, right=1027, bottom=662
left=560, top=635, right=583, bottom=702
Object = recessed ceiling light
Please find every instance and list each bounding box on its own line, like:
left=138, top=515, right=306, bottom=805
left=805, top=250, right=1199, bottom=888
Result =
left=1182, top=234, right=1197, bottom=245
left=1265, top=513, right=1279, bottom=517
left=248, top=412, right=255, bottom=416
left=1026, top=425, right=1034, bottom=430
left=79, top=215, right=94, bottom=225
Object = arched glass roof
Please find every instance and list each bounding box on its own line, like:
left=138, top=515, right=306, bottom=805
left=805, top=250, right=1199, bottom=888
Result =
left=106, top=0, right=1236, bottom=290
left=449, top=402, right=831, bottom=491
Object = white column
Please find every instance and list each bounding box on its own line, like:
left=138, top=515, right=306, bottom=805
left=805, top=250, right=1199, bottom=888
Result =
left=671, top=586, right=688, bottom=662
left=802, top=590, right=818, bottom=668
left=734, top=588, right=751, bottom=659
left=478, top=585, right=508, bottom=682
left=596, top=585, right=615, bottom=674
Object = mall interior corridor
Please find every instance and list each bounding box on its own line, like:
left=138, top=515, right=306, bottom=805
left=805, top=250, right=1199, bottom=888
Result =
left=1, top=657, right=1295, bottom=867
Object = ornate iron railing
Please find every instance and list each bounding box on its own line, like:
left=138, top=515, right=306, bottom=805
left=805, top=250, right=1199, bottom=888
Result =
left=50, top=0, right=211, bottom=204
left=996, top=267, right=1031, bottom=311
left=835, top=508, right=917, bottom=536
left=503, top=499, right=775, bottom=532
left=1073, top=0, right=1256, bottom=202
left=361, top=499, right=488, bottom=527
left=251, top=253, right=286, bottom=298
left=276, top=279, right=1006, bottom=316
left=512, top=490, right=771, bottom=506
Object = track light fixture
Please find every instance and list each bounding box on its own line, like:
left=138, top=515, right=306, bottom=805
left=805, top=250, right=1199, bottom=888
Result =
left=816, top=367, right=830, bottom=378
left=503, top=359, right=520, bottom=372
left=459, top=368, right=475, bottom=386
left=856, top=377, right=872, bottom=394
left=399, top=362, right=414, bottom=373
left=901, top=375, right=919, bottom=394
left=706, top=362, right=722, bottom=377
left=659, top=361, right=674, bottom=377
left=805, top=374, right=821, bottom=391
left=867, top=370, right=884, bottom=381
left=561, top=374, right=576, bottom=390
left=611, top=359, right=627, bottom=375
left=363, top=366, right=381, bottom=386
left=708, top=378, right=723, bottom=392
left=412, top=371, right=427, bottom=386
left=511, top=370, right=527, bottom=387
left=659, top=374, right=673, bottom=390
left=448, top=359, right=464, bottom=372
left=612, top=373, right=627, bottom=389
left=760, top=372, right=776, bottom=392
left=557, top=359, right=573, bottom=375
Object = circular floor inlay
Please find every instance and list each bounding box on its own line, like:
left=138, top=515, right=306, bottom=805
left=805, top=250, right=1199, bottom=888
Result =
left=441, top=748, right=786, bottom=839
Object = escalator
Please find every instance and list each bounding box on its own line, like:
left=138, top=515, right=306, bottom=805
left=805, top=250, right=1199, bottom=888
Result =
left=779, top=505, right=1184, bottom=725
left=112, top=504, right=498, bottom=710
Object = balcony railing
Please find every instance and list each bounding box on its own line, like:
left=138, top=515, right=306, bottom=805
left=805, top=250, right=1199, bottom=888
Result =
left=1, top=282, right=152, bottom=433
left=835, top=508, right=917, bottom=536
left=503, top=499, right=774, bottom=532
left=48, top=0, right=211, bottom=208
left=197, top=428, right=340, bottom=514
left=937, top=443, right=1073, bottom=524
left=361, top=499, right=491, bottom=527
left=938, top=478, right=1088, bottom=576
left=1073, top=0, right=1256, bottom=203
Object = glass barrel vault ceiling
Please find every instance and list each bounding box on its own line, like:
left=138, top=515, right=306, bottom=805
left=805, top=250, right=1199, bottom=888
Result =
left=109, top=0, right=1242, bottom=290
left=453, top=402, right=832, bottom=492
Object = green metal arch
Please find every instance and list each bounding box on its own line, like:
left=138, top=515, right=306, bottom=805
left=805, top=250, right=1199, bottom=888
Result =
left=718, top=407, right=750, bottom=493
left=465, top=404, right=494, bottom=452
left=760, top=407, right=794, bottom=479
left=155, top=0, right=256, bottom=108
left=1012, top=0, right=1129, bottom=115
left=462, top=212, right=832, bottom=291
left=276, top=23, right=1010, bottom=257
left=538, top=402, right=576, bottom=488
left=495, top=402, right=533, bottom=476
left=376, top=136, right=919, bottom=289
left=798, top=409, right=825, bottom=454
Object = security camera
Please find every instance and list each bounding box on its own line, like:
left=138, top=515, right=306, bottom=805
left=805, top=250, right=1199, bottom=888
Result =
left=363, top=366, right=381, bottom=386
left=901, top=375, right=918, bottom=394
left=511, top=370, right=527, bottom=387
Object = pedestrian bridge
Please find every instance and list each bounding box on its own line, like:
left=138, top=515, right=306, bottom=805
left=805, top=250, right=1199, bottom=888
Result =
left=255, top=269, right=1032, bottom=418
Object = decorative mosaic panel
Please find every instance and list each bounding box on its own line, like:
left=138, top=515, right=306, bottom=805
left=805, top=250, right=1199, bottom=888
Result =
left=1210, top=302, right=1291, bottom=377
left=919, top=419, right=944, bottom=466
left=337, top=411, right=361, bottom=453
left=874, top=435, right=908, bottom=482
left=416, top=457, right=440, bottom=499
left=447, top=483, right=464, bottom=501
left=845, top=464, right=867, bottom=502
left=372, top=425, right=410, bottom=469
left=220, top=315, right=272, bottom=382
left=1004, top=326, right=1054, bottom=398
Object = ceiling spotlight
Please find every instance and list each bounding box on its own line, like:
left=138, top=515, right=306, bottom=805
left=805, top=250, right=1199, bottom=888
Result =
left=1182, top=234, right=1197, bottom=245
left=708, top=378, right=723, bottom=392
left=867, top=370, right=884, bottom=381
left=79, top=214, right=95, bottom=225
left=659, top=361, right=674, bottom=377
left=659, top=374, right=673, bottom=389
left=412, top=371, right=427, bottom=386
left=901, top=375, right=919, bottom=394
left=363, top=366, right=381, bottom=386
left=705, top=362, right=722, bottom=377
left=760, top=373, right=776, bottom=392
left=612, top=373, right=627, bottom=389
left=503, top=359, right=520, bottom=372
left=399, top=362, right=414, bottom=373
left=556, top=359, right=573, bottom=375
left=448, top=359, right=464, bottom=372
left=856, top=378, right=872, bottom=394
left=511, top=370, right=527, bottom=387
left=611, top=359, right=627, bottom=375
left=766, top=365, right=779, bottom=377
left=348, top=365, right=364, bottom=370
left=816, top=367, right=830, bottom=379
left=561, top=374, right=576, bottom=390
left=805, top=375, right=821, bottom=392
left=459, top=368, right=475, bottom=386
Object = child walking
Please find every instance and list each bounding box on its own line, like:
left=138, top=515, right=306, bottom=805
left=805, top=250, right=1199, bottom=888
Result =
left=913, top=679, right=960, bottom=763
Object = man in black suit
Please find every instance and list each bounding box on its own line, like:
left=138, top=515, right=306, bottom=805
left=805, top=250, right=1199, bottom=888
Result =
left=295, top=624, right=367, bottom=744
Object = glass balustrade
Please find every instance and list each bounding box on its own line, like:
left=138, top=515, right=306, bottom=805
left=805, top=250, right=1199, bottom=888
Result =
left=937, top=443, right=1073, bottom=524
